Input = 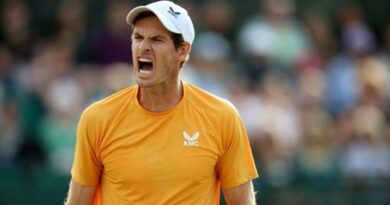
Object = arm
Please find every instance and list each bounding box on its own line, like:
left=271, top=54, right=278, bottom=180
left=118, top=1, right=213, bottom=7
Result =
left=223, top=181, right=257, bottom=205
left=64, top=179, right=96, bottom=205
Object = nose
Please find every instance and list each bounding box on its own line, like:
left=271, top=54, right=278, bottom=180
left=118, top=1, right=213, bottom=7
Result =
left=137, top=39, right=152, bottom=53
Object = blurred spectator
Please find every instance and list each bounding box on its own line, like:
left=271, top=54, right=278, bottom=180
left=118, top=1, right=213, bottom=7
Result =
left=0, top=0, right=33, bottom=60
left=238, top=0, right=309, bottom=83
left=339, top=89, right=390, bottom=185
left=39, top=76, right=82, bottom=174
left=0, top=99, right=21, bottom=165
left=357, top=57, right=390, bottom=104
left=0, top=45, right=16, bottom=95
left=54, top=0, right=89, bottom=63
left=295, top=69, right=340, bottom=187
left=297, top=11, right=336, bottom=72
left=102, top=63, right=134, bottom=93
left=378, top=24, right=390, bottom=124
left=258, top=72, right=301, bottom=154
left=182, top=31, right=234, bottom=99
left=248, top=72, right=301, bottom=188
left=325, top=1, right=375, bottom=116
left=11, top=35, right=78, bottom=172
left=76, top=66, right=107, bottom=105
left=90, top=0, right=132, bottom=65
left=378, top=23, right=390, bottom=86
left=201, top=0, right=234, bottom=40
left=230, top=80, right=263, bottom=141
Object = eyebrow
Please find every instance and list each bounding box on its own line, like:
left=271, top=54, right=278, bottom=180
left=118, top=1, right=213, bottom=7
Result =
left=132, top=32, right=142, bottom=37
left=132, top=32, right=168, bottom=40
left=151, top=34, right=168, bottom=40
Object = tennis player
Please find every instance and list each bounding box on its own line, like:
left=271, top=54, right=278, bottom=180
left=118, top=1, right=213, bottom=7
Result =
left=65, top=1, right=258, bottom=204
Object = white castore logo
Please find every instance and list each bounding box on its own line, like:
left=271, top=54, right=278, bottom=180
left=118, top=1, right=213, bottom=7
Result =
left=183, top=131, right=199, bottom=147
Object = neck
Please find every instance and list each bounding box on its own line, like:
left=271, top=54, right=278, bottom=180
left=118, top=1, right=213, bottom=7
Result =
left=138, top=80, right=183, bottom=112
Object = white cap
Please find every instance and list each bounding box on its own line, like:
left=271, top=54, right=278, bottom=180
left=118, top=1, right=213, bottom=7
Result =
left=126, top=1, right=195, bottom=45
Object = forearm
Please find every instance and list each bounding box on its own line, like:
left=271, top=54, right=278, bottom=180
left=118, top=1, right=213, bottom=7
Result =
left=64, top=179, right=96, bottom=205
left=223, top=181, right=257, bottom=205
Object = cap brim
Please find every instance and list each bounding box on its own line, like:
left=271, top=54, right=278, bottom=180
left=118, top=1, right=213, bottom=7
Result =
left=126, top=6, right=149, bottom=26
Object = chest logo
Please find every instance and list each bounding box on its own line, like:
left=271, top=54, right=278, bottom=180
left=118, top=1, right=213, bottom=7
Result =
left=183, top=131, right=199, bottom=147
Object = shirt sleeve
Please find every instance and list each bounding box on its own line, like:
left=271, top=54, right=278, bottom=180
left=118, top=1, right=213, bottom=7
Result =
left=216, top=103, right=258, bottom=189
left=71, top=105, right=103, bottom=186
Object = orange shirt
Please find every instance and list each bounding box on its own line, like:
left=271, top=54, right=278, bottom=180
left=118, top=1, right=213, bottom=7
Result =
left=71, top=82, right=258, bottom=205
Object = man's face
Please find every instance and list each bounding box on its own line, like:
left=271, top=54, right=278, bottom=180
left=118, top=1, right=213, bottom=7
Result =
left=131, top=16, right=184, bottom=88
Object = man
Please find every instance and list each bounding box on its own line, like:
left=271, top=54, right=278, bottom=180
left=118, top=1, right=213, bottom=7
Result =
left=65, top=1, right=258, bottom=204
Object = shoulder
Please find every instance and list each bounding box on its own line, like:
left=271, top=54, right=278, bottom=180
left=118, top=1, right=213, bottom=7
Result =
left=81, top=85, right=137, bottom=121
left=184, top=83, right=238, bottom=116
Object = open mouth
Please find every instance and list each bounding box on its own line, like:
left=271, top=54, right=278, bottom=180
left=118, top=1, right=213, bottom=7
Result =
left=138, top=57, right=153, bottom=74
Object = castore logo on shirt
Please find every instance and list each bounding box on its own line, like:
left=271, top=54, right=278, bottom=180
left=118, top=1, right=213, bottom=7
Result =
left=183, top=131, right=199, bottom=147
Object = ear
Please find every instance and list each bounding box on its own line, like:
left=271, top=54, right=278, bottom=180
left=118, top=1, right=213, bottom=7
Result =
left=178, top=42, right=191, bottom=62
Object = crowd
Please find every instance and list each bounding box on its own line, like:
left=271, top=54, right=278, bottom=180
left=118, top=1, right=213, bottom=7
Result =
left=1, top=0, right=390, bottom=203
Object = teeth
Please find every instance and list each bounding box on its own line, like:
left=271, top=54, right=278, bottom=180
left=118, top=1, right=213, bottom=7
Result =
left=138, top=57, right=152, bottom=63
left=139, top=69, right=152, bottom=74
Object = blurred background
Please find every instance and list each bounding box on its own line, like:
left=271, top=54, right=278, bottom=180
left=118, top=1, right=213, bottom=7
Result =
left=0, top=0, right=390, bottom=204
